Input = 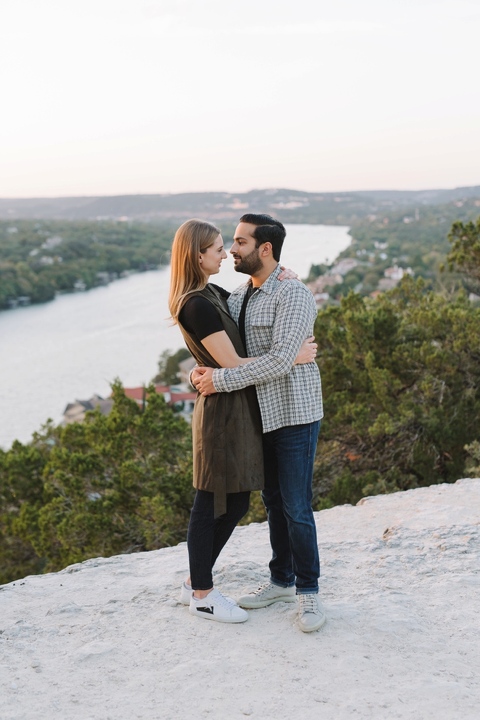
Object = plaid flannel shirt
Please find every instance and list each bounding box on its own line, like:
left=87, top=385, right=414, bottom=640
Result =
left=212, top=264, right=323, bottom=433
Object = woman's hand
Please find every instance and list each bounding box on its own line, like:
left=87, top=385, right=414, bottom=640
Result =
left=278, top=266, right=299, bottom=280
left=294, top=336, right=317, bottom=364
left=196, top=367, right=217, bottom=396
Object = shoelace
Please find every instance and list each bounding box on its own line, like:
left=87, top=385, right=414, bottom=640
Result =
left=193, top=589, right=236, bottom=607
left=208, top=590, right=236, bottom=610
left=299, top=595, right=318, bottom=614
left=252, top=583, right=272, bottom=596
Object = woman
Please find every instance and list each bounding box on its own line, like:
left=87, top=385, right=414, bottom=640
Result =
left=169, top=219, right=315, bottom=624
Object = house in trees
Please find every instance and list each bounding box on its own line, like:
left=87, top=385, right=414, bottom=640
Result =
left=63, top=385, right=197, bottom=426
left=63, top=394, right=114, bottom=424
left=123, top=385, right=196, bottom=420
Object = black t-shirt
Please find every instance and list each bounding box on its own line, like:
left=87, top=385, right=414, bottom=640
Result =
left=179, top=284, right=230, bottom=341
left=238, top=285, right=258, bottom=349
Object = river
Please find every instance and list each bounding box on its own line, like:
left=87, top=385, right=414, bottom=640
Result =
left=0, top=224, right=351, bottom=449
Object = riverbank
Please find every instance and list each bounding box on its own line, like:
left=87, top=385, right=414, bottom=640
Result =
left=0, top=219, right=174, bottom=313
left=0, top=224, right=351, bottom=448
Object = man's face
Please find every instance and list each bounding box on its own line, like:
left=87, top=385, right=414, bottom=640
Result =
left=230, top=222, right=263, bottom=275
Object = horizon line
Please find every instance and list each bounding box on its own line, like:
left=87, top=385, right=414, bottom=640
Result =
left=1, top=183, right=480, bottom=202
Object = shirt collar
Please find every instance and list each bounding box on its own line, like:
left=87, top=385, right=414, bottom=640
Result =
left=233, top=263, right=281, bottom=296
left=252, top=263, right=281, bottom=295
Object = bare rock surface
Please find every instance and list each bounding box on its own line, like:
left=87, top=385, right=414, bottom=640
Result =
left=1, top=478, right=479, bottom=719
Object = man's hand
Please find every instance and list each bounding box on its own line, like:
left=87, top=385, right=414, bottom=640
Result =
left=196, top=367, right=217, bottom=396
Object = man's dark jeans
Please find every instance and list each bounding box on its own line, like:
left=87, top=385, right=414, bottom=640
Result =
left=262, top=420, right=321, bottom=594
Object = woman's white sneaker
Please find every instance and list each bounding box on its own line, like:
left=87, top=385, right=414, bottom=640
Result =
left=297, top=593, right=326, bottom=632
left=237, top=582, right=296, bottom=608
left=189, top=589, right=249, bottom=623
left=179, top=582, right=235, bottom=606
left=179, top=581, right=193, bottom=605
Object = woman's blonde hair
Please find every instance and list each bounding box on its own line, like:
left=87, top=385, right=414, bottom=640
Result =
left=168, top=218, right=221, bottom=323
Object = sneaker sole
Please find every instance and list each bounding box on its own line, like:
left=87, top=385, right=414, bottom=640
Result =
left=298, top=614, right=326, bottom=633
left=238, top=595, right=296, bottom=609
left=189, top=608, right=248, bottom=624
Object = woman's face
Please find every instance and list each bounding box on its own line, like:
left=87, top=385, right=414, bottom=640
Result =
left=199, top=234, right=228, bottom=278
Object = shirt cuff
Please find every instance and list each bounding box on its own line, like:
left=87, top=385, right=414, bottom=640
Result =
left=212, top=368, right=228, bottom=392
left=188, top=366, right=198, bottom=388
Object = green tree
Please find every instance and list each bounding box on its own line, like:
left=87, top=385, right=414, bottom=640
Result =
left=305, top=263, right=329, bottom=282
left=313, top=277, right=480, bottom=507
left=0, top=382, right=194, bottom=584
left=446, top=217, right=480, bottom=295
left=464, top=441, right=480, bottom=477
left=154, top=348, right=192, bottom=386
left=0, top=219, right=176, bottom=310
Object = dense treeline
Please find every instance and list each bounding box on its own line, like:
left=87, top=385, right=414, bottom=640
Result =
left=0, top=383, right=193, bottom=585
left=307, top=198, right=480, bottom=297
left=312, top=279, right=480, bottom=507
left=0, top=219, right=175, bottom=309
left=2, top=186, right=480, bottom=224
left=311, top=217, right=480, bottom=507
left=1, top=218, right=480, bottom=584
left=446, top=216, right=480, bottom=296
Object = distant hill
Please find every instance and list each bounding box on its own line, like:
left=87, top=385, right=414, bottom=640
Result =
left=1, top=186, right=480, bottom=224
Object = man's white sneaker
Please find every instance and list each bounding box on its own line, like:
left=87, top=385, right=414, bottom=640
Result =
left=297, top=593, right=326, bottom=633
left=237, top=582, right=296, bottom=609
left=189, top=589, right=249, bottom=623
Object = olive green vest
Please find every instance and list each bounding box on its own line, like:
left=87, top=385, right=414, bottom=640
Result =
left=178, top=285, right=264, bottom=517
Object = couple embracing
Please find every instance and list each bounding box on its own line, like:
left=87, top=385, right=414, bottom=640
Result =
left=168, top=213, right=325, bottom=633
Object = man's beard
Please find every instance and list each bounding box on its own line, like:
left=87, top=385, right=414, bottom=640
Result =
left=233, top=247, right=262, bottom=275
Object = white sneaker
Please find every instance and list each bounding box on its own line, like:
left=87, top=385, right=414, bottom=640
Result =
left=237, top=582, right=296, bottom=609
left=297, top=594, right=326, bottom=633
left=179, top=581, right=193, bottom=605
left=189, top=589, right=249, bottom=623
left=179, top=582, right=235, bottom=606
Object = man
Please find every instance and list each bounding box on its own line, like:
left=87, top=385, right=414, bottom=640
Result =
left=194, top=213, right=325, bottom=633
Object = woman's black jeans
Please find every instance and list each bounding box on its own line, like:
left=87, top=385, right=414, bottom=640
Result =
left=187, top=489, right=250, bottom=590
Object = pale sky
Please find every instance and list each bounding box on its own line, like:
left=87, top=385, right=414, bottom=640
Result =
left=1, top=0, right=479, bottom=197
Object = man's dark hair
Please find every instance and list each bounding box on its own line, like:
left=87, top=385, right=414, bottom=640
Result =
left=239, top=213, right=286, bottom=261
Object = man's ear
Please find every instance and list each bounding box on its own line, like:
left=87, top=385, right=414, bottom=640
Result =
left=260, top=242, right=272, bottom=257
